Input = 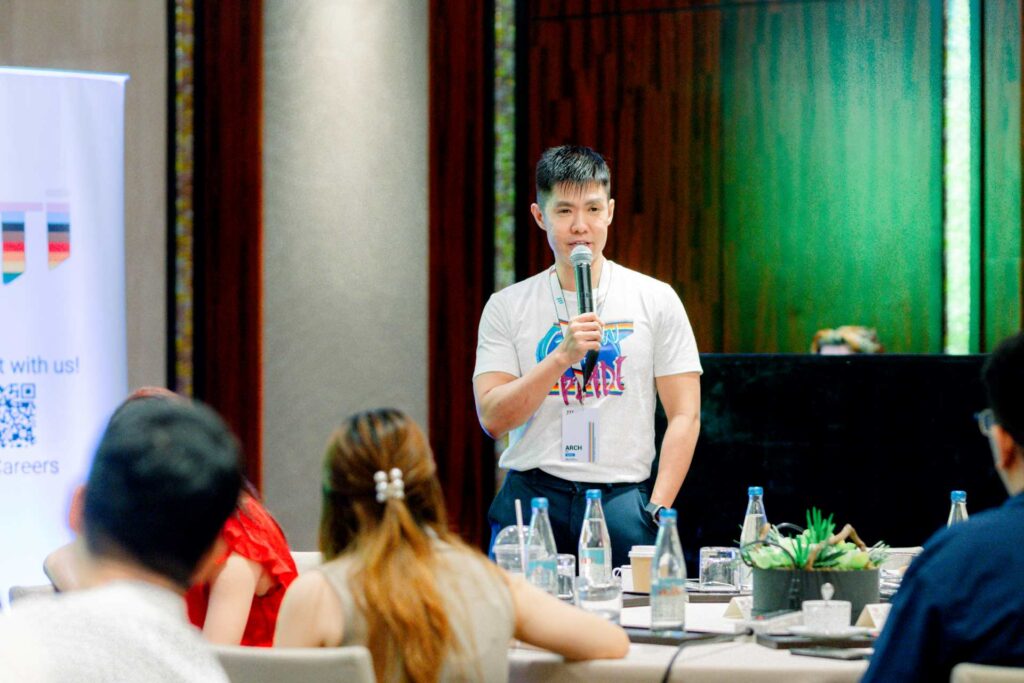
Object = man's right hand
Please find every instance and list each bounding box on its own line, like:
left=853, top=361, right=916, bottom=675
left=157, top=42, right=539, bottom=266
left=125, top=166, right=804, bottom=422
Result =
left=474, top=312, right=606, bottom=440
left=557, top=312, right=604, bottom=367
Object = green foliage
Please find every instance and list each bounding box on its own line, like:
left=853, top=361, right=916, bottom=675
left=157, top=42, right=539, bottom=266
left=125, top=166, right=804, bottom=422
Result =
left=805, top=508, right=835, bottom=544
left=743, top=508, right=887, bottom=571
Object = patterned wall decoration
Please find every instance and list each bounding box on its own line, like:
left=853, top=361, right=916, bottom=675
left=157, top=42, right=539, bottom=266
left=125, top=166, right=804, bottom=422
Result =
left=495, top=0, right=517, bottom=292
left=943, top=0, right=980, bottom=353
left=172, top=0, right=195, bottom=396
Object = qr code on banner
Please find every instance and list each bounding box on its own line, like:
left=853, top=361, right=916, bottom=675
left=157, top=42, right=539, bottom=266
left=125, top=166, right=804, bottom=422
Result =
left=0, top=383, right=37, bottom=448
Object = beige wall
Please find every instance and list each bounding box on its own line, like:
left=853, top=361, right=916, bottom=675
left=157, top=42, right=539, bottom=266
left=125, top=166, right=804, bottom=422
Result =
left=0, top=0, right=429, bottom=550
left=263, top=0, right=429, bottom=548
left=0, top=0, right=167, bottom=390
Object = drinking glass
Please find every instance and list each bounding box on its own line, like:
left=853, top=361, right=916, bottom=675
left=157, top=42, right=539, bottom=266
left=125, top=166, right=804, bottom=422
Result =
left=575, top=575, right=622, bottom=624
left=698, top=546, right=741, bottom=592
left=492, top=525, right=535, bottom=576
left=556, top=554, right=576, bottom=603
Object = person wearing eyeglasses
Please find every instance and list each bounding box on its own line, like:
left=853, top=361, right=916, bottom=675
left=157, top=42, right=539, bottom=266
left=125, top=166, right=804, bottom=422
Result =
left=863, top=332, right=1024, bottom=682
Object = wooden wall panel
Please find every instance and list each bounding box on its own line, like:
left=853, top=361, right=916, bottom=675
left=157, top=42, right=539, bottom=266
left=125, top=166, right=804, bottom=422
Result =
left=429, top=0, right=495, bottom=548
left=192, top=0, right=264, bottom=488
left=983, top=0, right=1023, bottom=349
left=521, top=1, right=947, bottom=353
left=521, top=1, right=724, bottom=351
left=721, top=2, right=943, bottom=353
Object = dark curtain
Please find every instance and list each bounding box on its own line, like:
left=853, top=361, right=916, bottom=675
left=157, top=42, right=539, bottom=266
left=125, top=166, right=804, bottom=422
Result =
left=191, top=0, right=264, bottom=489
left=429, top=0, right=497, bottom=548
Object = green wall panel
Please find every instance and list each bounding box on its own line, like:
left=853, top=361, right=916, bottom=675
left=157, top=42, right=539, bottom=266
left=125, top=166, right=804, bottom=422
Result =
left=983, top=0, right=1022, bottom=349
left=721, top=1, right=944, bottom=352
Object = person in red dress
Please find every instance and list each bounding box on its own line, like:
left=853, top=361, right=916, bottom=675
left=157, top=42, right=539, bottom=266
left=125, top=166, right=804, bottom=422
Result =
left=184, top=490, right=298, bottom=647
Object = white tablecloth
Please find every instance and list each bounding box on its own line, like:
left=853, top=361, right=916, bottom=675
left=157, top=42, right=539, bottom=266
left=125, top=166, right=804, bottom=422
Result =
left=621, top=602, right=744, bottom=633
left=509, top=601, right=869, bottom=682
left=509, top=641, right=867, bottom=683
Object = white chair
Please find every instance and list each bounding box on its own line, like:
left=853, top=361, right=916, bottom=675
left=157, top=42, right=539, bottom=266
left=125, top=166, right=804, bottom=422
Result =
left=290, top=550, right=323, bottom=574
left=951, top=663, right=1024, bottom=682
left=213, top=645, right=374, bottom=683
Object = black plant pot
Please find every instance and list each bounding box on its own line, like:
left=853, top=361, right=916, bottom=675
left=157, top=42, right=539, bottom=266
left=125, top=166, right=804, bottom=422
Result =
left=752, top=567, right=880, bottom=623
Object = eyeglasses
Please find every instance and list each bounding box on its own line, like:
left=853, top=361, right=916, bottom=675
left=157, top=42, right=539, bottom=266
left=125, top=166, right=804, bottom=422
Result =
left=975, top=409, right=996, bottom=438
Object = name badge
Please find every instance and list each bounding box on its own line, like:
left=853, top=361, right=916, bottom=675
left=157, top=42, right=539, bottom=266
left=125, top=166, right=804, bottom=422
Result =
left=562, top=406, right=599, bottom=463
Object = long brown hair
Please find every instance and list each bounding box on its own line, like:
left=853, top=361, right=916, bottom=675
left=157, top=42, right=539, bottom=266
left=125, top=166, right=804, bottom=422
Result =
left=320, top=408, right=465, bottom=683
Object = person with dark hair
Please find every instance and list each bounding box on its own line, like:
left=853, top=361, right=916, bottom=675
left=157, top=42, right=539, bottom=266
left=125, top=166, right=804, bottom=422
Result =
left=0, top=398, right=241, bottom=682
left=863, top=331, right=1024, bottom=682
left=274, top=408, right=628, bottom=681
left=474, top=145, right=702, bottom=567
left=43, top=387, right=297, bottom=647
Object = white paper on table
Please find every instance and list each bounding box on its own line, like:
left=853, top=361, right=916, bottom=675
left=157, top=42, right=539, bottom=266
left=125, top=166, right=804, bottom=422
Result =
left=856, top=603, right=891, bottom=630
left=621, top=603, right=746, bottom=634
left=723, top=595, right=753, bottom=620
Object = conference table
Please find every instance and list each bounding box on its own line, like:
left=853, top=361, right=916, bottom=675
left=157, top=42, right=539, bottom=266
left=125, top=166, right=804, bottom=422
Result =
left=508, top=602, right=869, bottom=682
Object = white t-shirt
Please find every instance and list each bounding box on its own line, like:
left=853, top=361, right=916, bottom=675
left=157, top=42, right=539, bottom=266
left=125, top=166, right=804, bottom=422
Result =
left=0, top=581, right=228, bottom=683
left=474, top=261, right=702, bottom=483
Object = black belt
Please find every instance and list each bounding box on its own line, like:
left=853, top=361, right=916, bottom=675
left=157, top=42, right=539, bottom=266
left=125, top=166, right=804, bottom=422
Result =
left=510, top=468, right=644, bottom=494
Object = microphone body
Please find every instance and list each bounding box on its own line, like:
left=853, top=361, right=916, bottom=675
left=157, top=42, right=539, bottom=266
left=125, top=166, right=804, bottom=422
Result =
left=573, top=260, right=594, bottom=315
left=569, top=246, right=599, bottom=387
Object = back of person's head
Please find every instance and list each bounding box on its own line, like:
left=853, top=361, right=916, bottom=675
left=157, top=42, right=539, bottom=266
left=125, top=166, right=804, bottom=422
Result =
left=983, top=331, right=1024, bottom=448
left=82, top=398, right=242, bottom=589
left=535, top=145, right=611, bottom=208
left=320, top=408, right=461, bottom=683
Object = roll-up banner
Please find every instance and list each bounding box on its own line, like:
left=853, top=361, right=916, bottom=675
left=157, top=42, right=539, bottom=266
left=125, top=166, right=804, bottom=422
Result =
left=0, top=67, right=129, bottom=603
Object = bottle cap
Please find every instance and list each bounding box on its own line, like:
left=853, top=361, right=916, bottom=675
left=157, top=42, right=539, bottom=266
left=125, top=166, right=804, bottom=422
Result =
left=748, top=486, right=763, bottom=496
left=585, top=489, right=602, bottom=500
left=531, top=497, right=549, bottom=510
left=951, top=490, right=967, bottom=503
left=659, top=508, right=678, bottom=522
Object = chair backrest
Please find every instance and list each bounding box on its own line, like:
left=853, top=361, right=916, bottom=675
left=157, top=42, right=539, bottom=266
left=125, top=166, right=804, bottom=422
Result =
left=8, top=584, right=55, bottom=606
left=951, top=663, right=1024, bottom=683
left=290, top=551, right=323, bottom=574
left=213, top=645, right=374, bottom=683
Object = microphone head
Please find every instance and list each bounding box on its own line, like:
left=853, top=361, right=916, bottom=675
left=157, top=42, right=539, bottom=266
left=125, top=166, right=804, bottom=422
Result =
left=570, top=245, right=593, bottom=267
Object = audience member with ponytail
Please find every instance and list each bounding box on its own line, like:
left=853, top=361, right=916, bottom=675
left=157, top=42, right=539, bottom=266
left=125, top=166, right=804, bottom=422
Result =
left=274, top=407, right=629, bottom=681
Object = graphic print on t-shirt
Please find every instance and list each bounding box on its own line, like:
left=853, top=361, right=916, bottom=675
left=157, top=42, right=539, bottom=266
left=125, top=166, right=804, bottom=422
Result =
left=536, top=322, right=634, bottom=404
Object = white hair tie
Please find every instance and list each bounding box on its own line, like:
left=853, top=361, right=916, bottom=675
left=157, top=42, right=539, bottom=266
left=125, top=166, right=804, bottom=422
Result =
left=374, top=467, right=405, bottom=503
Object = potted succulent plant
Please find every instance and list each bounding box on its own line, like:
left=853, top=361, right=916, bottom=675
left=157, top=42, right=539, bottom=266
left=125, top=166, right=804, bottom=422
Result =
left=743, top=508, right=888, bottom=622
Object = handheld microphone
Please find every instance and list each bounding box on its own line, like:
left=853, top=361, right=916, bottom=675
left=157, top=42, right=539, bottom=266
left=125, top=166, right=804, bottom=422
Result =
left=569, top=245, right=599, bottom=387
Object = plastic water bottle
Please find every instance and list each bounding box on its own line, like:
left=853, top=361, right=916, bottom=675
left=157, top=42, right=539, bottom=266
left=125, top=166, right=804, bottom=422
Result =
left=578, top=489, right=612, bottom=584
left=947, top=490, right=969, bottom=527
left=739, top=486, right=768, bottom=590
left=526, top=497, right=558, bottom=595
left=650, top=508, right=686, bottom=631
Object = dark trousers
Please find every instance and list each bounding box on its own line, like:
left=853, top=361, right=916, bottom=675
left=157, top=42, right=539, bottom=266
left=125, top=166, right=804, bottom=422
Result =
left=488, top=468, right=659, bottom=569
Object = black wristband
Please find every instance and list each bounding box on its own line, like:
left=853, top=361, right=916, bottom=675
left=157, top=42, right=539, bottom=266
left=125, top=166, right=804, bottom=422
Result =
left=644, top=501, right=666, bottom=522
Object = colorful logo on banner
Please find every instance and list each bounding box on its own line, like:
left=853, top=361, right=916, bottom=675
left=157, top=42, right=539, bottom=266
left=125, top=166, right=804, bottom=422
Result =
left=1, top=202, right=71, bottom=284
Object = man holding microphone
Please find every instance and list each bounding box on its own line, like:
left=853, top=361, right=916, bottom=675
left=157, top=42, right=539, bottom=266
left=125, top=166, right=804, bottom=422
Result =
left=474, top=145, right=702, bottom=568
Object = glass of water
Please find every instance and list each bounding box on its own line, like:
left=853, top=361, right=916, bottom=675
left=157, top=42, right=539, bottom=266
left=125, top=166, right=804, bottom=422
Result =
left=698, top=546, right=741, bottom=592
left=575, top=575, right=622, bottom=624
left=556, top=554, right=576, bottom=603
left=492, top=525, right=536, bottom=576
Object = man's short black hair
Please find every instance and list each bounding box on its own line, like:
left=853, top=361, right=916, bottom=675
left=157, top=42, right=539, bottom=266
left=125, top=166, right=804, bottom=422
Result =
left=82, top=398, right=241, bottom=588
left=983, top=331, right=1024, bottom=447
left=535, top=145, right=611, bottom=208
